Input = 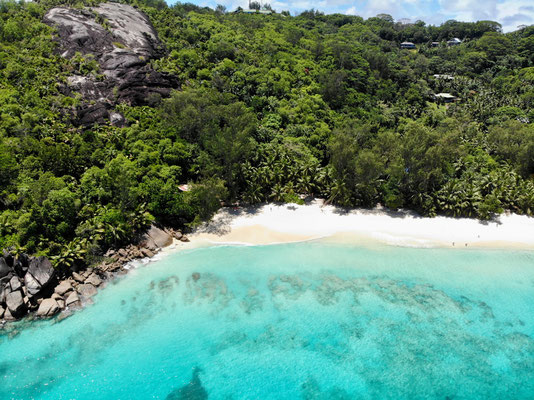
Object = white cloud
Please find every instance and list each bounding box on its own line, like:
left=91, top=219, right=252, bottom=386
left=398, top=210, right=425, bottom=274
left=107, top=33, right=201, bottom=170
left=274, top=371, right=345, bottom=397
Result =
left=194, top=0, right=534, bottom=30
left=497, top=0, right=534, bottom=31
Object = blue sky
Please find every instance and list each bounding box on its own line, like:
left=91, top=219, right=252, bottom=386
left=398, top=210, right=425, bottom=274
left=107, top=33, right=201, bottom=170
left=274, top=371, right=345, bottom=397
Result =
left=172, top=0, right=534, bottom=32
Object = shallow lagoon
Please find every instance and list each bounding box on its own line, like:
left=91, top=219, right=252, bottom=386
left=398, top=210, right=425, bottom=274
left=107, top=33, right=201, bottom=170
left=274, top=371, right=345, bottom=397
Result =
left=1, top=241, right=534, bottom=399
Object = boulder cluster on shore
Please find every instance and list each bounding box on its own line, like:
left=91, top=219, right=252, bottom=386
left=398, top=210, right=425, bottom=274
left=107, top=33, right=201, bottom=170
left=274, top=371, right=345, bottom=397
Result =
left=0, top=225, right=188, bottom=326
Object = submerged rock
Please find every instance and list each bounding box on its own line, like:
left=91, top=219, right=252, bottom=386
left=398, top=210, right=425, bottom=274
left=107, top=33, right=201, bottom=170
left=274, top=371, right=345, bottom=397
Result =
left=43, top=2, right=178, bottom=126
left=166, top=367, right=208, bottom=400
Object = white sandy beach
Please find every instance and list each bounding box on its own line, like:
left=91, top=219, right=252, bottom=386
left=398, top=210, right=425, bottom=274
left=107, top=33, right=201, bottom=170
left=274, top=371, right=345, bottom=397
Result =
left=189, top=199, right=534, bottom=249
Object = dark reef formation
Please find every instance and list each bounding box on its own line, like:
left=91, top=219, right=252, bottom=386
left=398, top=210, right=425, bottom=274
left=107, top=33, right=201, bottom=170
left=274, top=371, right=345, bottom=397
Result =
left=166, top=367, right=208, bottom=400
left=43, top=2, right=178, bottom=126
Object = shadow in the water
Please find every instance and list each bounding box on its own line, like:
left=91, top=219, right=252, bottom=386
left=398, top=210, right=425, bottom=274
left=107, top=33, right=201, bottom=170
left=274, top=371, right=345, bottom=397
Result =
left=166, top=367, right=208, bottom=400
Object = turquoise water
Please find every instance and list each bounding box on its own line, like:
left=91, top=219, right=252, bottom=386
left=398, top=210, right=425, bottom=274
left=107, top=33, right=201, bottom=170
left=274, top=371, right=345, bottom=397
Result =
left=1, top=241, right=534, bottom=399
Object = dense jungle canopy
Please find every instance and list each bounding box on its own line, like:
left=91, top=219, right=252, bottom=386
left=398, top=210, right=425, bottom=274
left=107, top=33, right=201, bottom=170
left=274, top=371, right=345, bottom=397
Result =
left=1, top=0, right=533, bottom=268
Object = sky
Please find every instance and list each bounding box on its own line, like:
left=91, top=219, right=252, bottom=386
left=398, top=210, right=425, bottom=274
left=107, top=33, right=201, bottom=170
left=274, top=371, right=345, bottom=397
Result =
left=172, top=0, right=534, bottom=32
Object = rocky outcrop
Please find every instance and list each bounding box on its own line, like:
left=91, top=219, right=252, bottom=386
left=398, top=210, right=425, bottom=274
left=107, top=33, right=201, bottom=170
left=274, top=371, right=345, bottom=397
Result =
left=36, top=298, right=60, bottom=317
left=5, top=290, right=25, bottom=317
left=55, top=280, right=73, bottom=296
left=25, top=257, right=55, bottom=298
left=85, top=273, right=102, bottom=287
left=77, top=283, right=98, bottom=299
left=0, top=257, right=10, bottom=279
left=1, top=224, right=186, bottom=325
left=43, top=3, right=178, bottom=126
left=140, top=225, right=173, bottom=251
left=65, top=291, right=81, bottom=307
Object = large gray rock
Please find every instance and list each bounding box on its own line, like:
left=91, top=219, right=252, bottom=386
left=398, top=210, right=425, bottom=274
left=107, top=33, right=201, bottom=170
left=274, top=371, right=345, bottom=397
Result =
left=28, top=257, right=55, bottom=287
left=72, top=272, right=85, bottom=283
left=9, top=276, right=21, bottom=292
left=65, top=291, right=80, bottom=307
left=36, top=298, right=60, bottom=317
left=140, top=248, right=154, bottom=258
left=140, top=225, right=173, bottom=251
left=0, top=284, right=6, bottom=305
left=6, top=290, right=25, bottom=316
left=25, top=257, right=55, bottom=297
left=43, top=3, right=178, bottom=127
left=0, top=257, right=10, bottom=279
left=55, top=280, right=74, bottom=296
left=78, top=283, right=97, bottom=298
left=85, top=273, right=102, bottom=287
left=24, top=273, right=42, bottom=298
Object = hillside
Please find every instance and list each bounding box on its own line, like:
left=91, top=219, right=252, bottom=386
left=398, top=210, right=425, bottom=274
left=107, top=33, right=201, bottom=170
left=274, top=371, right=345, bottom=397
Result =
left=0, top=0, right=533, bottom=268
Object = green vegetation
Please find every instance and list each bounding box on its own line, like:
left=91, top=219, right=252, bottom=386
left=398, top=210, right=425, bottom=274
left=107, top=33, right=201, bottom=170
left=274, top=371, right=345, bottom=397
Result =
left=1, top=0, right=533, bottom=267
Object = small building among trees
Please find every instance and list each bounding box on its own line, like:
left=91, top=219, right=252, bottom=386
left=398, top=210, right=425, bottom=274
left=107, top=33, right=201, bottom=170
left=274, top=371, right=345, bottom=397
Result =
left=434, top=93, right=458, bottom=103
left=400, top=41, right=416, bottom=49
left=447, top=38, right=462, bottom=46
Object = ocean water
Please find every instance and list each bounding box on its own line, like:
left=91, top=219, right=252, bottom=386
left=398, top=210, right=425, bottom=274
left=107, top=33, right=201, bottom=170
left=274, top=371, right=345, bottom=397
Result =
left=1, top=241, right=534, bottom=399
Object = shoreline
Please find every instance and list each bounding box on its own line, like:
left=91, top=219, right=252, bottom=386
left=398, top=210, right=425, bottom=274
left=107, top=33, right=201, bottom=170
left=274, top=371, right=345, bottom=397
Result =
left=3, top=201, right=533, bottom=328
left=188, top=199, right=534, bottom=250
left=0, top=226, right=190, bottom=328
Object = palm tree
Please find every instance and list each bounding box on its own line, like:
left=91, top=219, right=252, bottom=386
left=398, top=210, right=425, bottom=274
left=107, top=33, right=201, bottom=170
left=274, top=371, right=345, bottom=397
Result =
left=270, top=183, right=284, bottom=202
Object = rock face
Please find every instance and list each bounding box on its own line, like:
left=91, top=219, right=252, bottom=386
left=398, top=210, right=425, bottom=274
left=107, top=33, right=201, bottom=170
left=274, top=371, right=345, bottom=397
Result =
left=37, top=298, right=60, bottom=317
left=25, top=257, right=55, bottom=298
left=43, top=3, right=178, bottom=126
left=65, top=291, right=81, bottom=307
left=1, top=222, right=180, bottom=322
left=0, top=257, right=10, bottom=279
left=85, top=273, right=102, bottom=287
left=140, top=225, right=173, bottom=251
left=55, top=280, right=74, bottom=296
left=5, top=290, right=25, bottom=316
left=9, top=276, right=21, bottom=292
left=78, top=283, right=97, bottom=299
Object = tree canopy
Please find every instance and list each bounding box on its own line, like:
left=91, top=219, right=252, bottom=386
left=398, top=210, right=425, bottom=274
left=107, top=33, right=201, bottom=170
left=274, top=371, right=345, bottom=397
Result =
left=1, top=0, right=533, bottom=268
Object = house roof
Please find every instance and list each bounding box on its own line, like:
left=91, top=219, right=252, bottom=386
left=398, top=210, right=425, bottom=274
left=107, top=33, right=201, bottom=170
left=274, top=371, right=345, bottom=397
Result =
left=435, top=93, right=457, bottom=99
left=433, top=74, right=455, bottom=80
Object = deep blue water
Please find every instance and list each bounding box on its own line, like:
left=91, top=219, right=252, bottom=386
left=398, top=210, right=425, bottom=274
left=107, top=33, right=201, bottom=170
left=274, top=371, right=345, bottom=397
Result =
left=1, top=241, right=534, bottom=399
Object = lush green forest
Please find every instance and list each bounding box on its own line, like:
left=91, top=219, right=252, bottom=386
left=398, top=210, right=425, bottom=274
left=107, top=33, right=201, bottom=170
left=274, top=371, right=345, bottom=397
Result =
left=1, top=0, right=533, bottom=268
